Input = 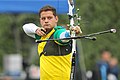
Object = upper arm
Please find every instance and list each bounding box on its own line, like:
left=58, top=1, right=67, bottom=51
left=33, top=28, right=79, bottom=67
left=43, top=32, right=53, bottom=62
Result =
left=54, top=28, right=70, bottom=45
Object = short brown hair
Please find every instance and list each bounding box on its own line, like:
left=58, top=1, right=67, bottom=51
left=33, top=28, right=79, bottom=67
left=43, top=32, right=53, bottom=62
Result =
left=39, top=5, right=57, bottom=17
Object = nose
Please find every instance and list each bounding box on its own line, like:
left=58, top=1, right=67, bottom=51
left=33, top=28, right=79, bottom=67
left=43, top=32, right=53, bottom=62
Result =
left=45, top=18, right=48, bottom=23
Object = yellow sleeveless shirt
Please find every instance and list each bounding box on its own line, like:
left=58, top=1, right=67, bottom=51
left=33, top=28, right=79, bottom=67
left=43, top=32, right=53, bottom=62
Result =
left=37, top=28, right=72, bottom=80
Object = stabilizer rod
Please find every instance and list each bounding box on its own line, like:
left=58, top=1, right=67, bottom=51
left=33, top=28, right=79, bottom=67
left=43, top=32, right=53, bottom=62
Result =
left=35, top=29, right=116, bottom=43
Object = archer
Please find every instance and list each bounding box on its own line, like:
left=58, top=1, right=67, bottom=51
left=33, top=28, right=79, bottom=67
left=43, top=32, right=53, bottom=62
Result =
left=23, top=5, right=82, bottom=80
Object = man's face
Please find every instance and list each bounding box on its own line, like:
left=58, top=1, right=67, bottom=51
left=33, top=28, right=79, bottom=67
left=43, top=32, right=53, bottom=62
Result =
left=40, top=11, right=58, bottom=31
left=102, top=51, right=111, bottom=62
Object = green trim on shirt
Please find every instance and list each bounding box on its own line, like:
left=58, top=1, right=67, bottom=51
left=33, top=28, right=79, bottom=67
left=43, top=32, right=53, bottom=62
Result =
left=35, top=34, right=41, bottom=40
left=54, top=26, right=65, bottom=30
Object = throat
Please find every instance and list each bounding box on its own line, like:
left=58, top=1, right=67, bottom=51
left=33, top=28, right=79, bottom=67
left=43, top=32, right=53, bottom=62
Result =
left=46, top=29, right=53, bottom=34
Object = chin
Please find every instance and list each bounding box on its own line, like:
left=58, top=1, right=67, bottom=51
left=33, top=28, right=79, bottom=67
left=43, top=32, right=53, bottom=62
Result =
left=44, top=26, right=53, bottom=29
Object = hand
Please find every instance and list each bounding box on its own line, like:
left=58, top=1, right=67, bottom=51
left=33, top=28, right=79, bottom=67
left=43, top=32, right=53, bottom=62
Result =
left=72, top=26, right=82, bottom=34
left=35, top=27, right=46, bottom=36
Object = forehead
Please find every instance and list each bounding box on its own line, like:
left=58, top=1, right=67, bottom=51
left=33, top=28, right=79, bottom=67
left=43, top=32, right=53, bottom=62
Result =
left=40, top=11, right=54, bottom=17
left=102, top=52, right=111, bottom=56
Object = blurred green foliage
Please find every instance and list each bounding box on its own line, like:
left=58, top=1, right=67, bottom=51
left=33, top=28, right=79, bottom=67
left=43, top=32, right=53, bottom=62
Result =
left=76, top=0, right=120, bottom=70
left=0, top=0, right=120, bottom=73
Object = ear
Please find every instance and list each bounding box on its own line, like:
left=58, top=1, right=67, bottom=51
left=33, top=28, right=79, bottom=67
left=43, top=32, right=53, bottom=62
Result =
left=55, top=16, right=58, bottom=22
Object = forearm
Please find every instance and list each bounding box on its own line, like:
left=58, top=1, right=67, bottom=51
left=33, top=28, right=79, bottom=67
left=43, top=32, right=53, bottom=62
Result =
left=23, top=23, right=39, bottom=38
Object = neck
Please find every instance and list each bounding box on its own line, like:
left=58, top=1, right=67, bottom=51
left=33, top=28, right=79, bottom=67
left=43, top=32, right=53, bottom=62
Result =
left=46, top=28, right=53, bottom=34
left=46, top=25, right=57, bottom=34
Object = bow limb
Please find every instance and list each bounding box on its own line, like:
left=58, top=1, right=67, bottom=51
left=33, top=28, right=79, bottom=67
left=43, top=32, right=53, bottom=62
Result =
left=68, top=0, right=76, bottom=53
left=68, top=0, right=76, bottom=80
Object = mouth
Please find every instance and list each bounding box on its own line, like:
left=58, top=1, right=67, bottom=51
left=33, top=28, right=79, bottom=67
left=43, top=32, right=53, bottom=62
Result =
left=44, top=24, right=50, bottom=26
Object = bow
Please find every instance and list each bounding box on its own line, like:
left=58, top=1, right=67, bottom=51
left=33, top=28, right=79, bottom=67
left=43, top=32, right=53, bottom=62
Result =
left=67, top=0, right=78, bottom=80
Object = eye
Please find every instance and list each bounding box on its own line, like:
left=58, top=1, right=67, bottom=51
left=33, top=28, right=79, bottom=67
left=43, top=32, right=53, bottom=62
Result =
left=47, top=16, right=52, bottom=20
left=41, top=17, right=46, bottom=21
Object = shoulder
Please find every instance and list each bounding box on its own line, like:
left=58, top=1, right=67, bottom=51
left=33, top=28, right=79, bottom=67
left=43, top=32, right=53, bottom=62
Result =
left=54, top=26, right=66, bottom=36
left=54, top=26, right=66, bottom=31
left=53, top=26, right=66, bottom=38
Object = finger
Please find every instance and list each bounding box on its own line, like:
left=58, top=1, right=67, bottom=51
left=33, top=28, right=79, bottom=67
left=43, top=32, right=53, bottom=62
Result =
left=79, top=29, right=82, bottom=33
left=75, top=26, right=80, bottom=30
left=40, top=31, right=46, bottom=36
left=40, top=28, right=46, bottom=33
left=36, top=31, right=46, bottom=36
left=72, top=27, right=79, bottom=32
left=75, top=26, right=82, bottom=34
left=72, top=27, right=82, bottom=34
left=75, top=30, right=80, bottom=34
left=71, top=29, right=79, bottom=34
left=36, top=27, right=46, bottom=36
